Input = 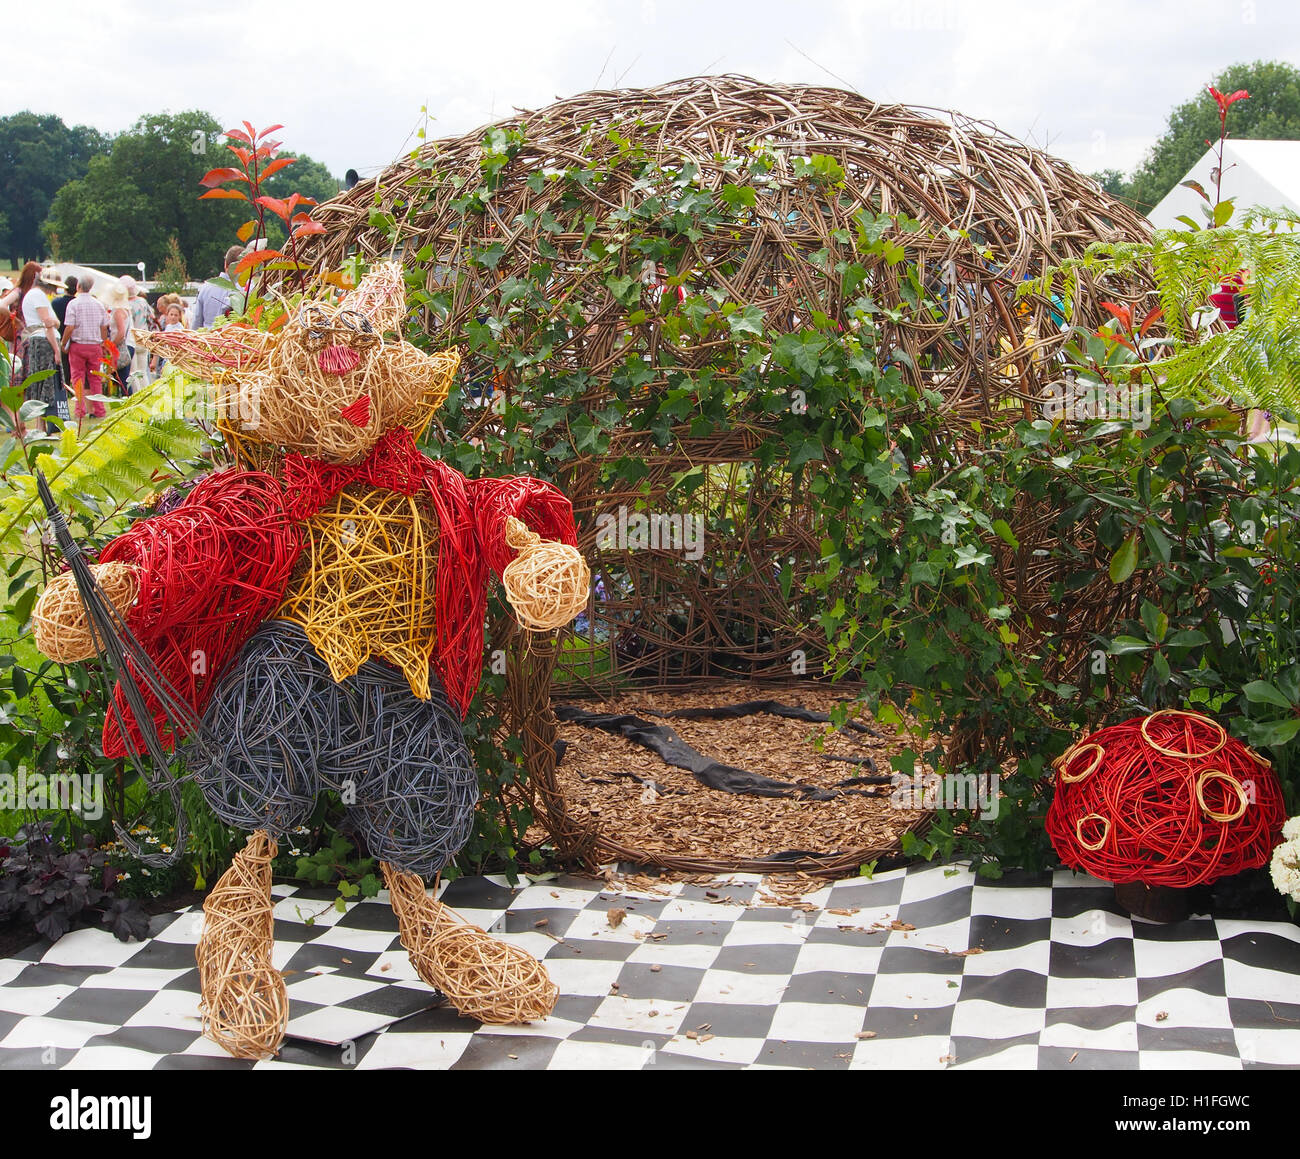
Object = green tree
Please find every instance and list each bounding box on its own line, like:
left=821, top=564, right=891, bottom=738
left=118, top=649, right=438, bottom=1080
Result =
left=43, top=110, right=246, bottom=277
left=0, top=112, right=108, bottom=265
left=1127, top=60, right=1300, bottom=213
left=1088, top=169, right=1128, bottom=199
left=154, top=235, right=191, bottom=294
left=44, top=155, right=161, bottom=269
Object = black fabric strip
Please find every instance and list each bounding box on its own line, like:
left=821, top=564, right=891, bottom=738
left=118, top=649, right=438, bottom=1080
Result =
left=650, top=699, right=882, bottom=738
left=553, top=706, right=839, bottom=800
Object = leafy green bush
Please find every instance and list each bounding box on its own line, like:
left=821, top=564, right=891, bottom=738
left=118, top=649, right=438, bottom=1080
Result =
left=858, top=240, right=1300, bottom=871
left=287, top=831, right=382, bottom=913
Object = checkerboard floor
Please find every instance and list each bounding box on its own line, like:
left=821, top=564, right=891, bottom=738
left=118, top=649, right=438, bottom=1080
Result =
left=1, top=862, right=1298, bottom=1069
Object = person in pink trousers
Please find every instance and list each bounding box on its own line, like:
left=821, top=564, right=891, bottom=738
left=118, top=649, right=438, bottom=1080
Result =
left=60, top=275, right=110, bottom=420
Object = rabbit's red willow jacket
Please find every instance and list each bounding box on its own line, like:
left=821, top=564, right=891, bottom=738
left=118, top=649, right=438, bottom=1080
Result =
left=96, top=424, right=578, bottom=757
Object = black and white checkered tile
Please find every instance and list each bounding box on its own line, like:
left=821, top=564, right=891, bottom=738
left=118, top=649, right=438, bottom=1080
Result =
left=1, top=863, right=1298, bottom=1069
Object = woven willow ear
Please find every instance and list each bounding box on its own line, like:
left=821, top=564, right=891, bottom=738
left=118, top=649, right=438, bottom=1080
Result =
left=392, top=347, right=462, bottom=442
left=133, top=325, right=275, bottom=379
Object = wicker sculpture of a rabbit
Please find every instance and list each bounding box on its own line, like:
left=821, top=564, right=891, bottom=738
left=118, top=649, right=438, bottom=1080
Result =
left=32, top=264, right=588, bottom=1059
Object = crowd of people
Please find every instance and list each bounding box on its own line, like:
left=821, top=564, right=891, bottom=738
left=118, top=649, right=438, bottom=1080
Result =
left=0, top=243, right=248, bottom=433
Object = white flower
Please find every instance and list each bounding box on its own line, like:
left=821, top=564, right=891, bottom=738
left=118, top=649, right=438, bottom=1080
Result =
left=289, top=848, right=301, bottom=857
left=161, top=845, right=172, bottom=854
left=141, top=867, right=151, bottom=876
left=1283, top=816, right=1300, bottom=842
left=1270, top=838, right=1300, bottom=901
left=118, top=872, right=131, bottom=881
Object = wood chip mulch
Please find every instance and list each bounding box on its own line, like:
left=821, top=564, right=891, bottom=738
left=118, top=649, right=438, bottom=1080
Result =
left=538, top=682, right=928, bottom=865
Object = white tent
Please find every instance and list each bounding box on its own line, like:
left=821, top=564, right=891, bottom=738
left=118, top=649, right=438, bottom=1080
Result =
left=39, top=262, right=131, bottom=306
left=1147, top=139, right=1300, bottom=229
left=1146, top=140, right=1300, bottom=444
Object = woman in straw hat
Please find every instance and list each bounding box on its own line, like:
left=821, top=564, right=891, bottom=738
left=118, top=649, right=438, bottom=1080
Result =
left=5, top=263, right=68, bottom=430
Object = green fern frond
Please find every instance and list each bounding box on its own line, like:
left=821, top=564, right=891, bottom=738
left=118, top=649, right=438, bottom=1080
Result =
left=0, top=370, right=214, bottom=562
left=1055, top=207, right=1300, bottom=417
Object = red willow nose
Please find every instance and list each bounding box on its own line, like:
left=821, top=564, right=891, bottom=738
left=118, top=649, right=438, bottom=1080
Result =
left=318, top=344, right=362, bottom=375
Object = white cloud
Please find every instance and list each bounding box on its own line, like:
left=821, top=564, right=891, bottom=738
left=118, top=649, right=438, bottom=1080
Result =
left=9, top=0, right=1298, bottom=184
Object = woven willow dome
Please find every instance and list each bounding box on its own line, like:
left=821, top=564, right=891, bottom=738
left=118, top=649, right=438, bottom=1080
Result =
left=311, top=74, right=1149, bottom=409
left=303, top=76, right=1155, bottom=874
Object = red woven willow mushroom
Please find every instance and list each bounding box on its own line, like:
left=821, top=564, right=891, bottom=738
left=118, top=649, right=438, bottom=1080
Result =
left=1045, top=709, right=1285, bottom=887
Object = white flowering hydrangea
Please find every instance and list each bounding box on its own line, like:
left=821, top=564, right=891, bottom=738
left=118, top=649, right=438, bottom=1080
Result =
left=1271, top=824, right=1300, bottom=901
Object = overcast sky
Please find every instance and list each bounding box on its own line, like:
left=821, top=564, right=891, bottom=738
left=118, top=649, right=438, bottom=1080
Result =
left=11, top=0, right=1297, bottom=183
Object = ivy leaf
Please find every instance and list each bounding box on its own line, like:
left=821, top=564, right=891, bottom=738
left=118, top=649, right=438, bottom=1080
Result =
left=910, top=560, right=939, bottom=586
left=1109, top=534, right=1139, bottom=583
left=889, top=747, right=919, bottom=775
left=953, top=545, right=991, bottom=569
left=879, top=239, right=906, bottom=266
left=876, top=703, right=903, bottom=728
left=788, top=438, right=824, bottom=469
left=605, top=275, right=639, bottom=306
left=497, top=277, right=533, bottom=308
left=991, top=519, right=1019, bottom=549
left=570, top=414, right=603, bottom=454
left=719, top=183, right=757, bottom=209
left=477, top=242, right=507, bottom=271
left=727, top=305, right=764, bottom=338
left=772, top=332, right=827, bottom=378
